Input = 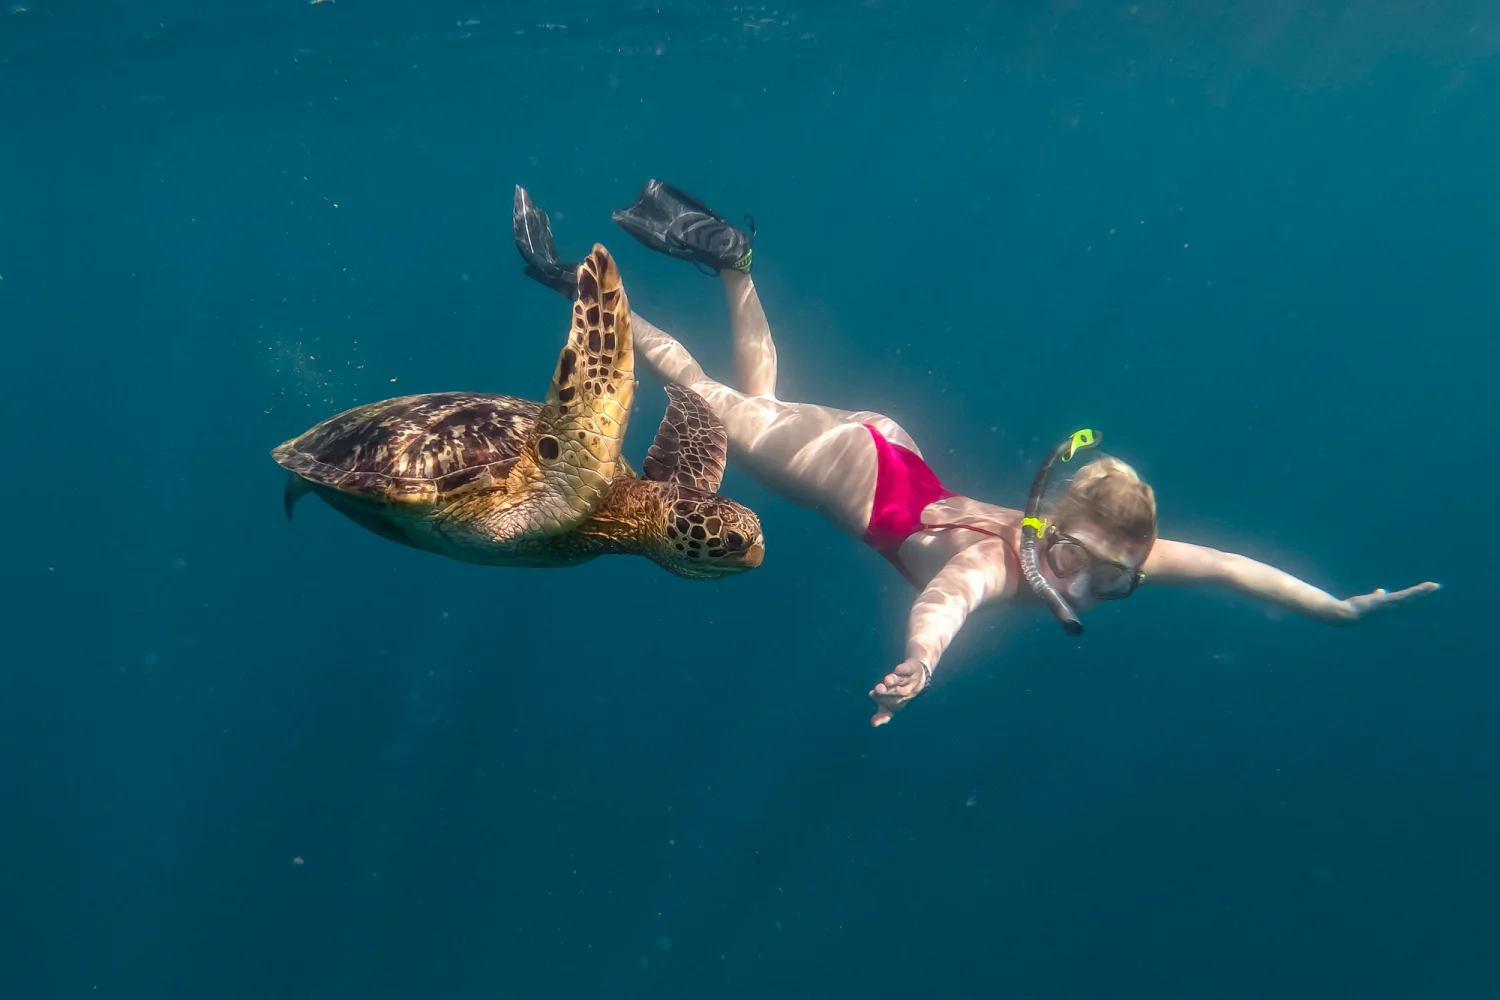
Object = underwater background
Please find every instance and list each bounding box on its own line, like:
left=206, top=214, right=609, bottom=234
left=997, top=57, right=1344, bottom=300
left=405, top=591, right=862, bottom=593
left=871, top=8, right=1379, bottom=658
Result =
left=1, top=1, right=1494, bottom=997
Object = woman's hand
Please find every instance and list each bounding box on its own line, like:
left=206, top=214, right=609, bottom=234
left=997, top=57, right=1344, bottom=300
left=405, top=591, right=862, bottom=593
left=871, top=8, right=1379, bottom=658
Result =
left=869, top=659, right=932, bottom=727
left=1342, top=581, right=1442, bottom=622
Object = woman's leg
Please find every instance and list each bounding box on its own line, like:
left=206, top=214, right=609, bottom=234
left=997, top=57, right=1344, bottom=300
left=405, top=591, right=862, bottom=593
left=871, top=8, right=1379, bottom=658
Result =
left=710, top=267, right=918, bottom=459
left=722, top=269, right=777, bottom=398
left=631, top=310, right=911, bottom=540
left=606, top=179, right=923, bottom=536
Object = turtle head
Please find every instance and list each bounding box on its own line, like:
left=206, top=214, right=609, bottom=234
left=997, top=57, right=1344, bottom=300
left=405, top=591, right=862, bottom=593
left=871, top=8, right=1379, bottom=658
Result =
left=648, top=486, right=765, bottom=579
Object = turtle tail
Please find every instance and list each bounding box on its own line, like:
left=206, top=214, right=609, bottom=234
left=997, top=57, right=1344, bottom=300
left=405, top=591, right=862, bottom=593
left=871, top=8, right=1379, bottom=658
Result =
left=283, top=473, right=313, bottom=521
left=513, top=185, right=578, bottom=300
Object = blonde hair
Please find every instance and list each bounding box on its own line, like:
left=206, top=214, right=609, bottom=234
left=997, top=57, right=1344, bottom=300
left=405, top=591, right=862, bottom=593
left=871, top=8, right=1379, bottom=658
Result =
left=1052, top=455, right=1157, bottom=556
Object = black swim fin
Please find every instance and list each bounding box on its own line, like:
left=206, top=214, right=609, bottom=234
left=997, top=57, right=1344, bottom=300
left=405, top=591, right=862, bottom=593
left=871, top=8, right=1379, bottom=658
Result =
left=612, top=180, right=754, bottom=275
left=513, top=185, right=578, bottom=300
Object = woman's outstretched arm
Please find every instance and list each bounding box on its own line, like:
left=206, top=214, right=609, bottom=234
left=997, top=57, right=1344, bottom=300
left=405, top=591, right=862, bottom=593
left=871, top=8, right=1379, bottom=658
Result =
left=1141, top=538, right=1440, bottom=624
left=870, top=538, right=1010, bottom=726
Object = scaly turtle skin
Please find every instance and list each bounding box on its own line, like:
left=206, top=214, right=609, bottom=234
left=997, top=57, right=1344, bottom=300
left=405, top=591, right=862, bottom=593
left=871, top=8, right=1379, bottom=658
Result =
left=271, top=244, right=764, bottom=579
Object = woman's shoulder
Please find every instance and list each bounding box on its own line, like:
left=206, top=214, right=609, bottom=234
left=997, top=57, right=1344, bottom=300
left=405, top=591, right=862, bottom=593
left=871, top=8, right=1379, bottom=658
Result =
left=922, top=495, right=1021, bottom=532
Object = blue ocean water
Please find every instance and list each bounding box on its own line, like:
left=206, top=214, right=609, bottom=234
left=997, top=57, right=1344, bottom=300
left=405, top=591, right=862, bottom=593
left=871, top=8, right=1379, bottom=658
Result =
left=1, top=2, right=1494, bottom=997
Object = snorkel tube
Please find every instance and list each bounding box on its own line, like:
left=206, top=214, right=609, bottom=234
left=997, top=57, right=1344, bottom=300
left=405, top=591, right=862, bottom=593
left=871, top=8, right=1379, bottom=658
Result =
left=1020, top=428, right=1101, bottom=637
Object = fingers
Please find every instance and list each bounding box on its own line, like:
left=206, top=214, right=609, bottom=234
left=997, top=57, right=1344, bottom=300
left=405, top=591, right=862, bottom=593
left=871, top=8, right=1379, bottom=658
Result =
left=870, top=659, right=933, bottom=727
left=867, top=686, right=898, bottom=727
left=1350, top=580, right=1442, bottom=620
left=1390, top=582, right=1441, bottom=602
left=874, top=678, right=916, bottom=699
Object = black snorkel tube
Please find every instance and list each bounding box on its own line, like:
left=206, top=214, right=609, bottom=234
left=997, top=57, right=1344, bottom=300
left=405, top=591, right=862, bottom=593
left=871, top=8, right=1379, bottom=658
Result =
left=1019, top=429, right=1102, bottom=637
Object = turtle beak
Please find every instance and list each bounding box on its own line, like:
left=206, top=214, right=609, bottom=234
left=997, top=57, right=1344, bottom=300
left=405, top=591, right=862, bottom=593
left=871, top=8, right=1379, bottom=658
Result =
left=743, top=536, right=765, bottom=569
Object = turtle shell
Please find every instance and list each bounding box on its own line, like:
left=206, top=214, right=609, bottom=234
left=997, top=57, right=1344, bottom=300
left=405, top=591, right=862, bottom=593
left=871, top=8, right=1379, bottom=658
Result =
left=272, top=392, right=544, bottom=507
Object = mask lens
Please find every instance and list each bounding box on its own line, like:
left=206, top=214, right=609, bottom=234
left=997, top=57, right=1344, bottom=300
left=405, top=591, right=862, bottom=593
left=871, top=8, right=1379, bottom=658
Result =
left=1092, top=565, right=1136, bottom=599
left=1050, top=532, right=1139, bottom=599
left=1048, top=538, right=1092, bottom=577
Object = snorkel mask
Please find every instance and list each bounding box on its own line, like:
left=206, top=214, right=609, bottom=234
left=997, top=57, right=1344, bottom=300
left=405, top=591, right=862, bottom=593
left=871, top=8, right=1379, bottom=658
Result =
left=1019, top=428, right=1101, bottom=637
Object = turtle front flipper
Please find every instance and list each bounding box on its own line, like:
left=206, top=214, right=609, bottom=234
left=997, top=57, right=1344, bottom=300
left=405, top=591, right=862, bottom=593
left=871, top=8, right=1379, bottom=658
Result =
left=642, top=382, right=729, bottom=493
left=492, top=244, right=638, bottom=540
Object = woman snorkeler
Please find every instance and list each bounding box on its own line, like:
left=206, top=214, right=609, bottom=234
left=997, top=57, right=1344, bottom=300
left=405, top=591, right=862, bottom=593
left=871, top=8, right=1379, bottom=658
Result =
left=513, top=181, right=1440, bottom=728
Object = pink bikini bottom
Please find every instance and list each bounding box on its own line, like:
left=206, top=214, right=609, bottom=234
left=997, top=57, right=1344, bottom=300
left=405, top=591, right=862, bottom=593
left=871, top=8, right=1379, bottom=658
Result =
left=860, top=424, right=958, bottom=560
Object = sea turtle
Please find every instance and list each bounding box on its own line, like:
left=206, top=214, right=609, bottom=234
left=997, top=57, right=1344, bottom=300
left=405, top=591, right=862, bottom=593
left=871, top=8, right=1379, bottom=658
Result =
left=271, top=244, right=765, bottom=578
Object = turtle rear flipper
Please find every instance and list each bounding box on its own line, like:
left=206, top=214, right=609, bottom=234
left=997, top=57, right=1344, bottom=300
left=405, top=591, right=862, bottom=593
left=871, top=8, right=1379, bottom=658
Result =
left=514, top=186, right=577, bottom=299
left=496, top=244, right=637, bottom=539
left=283, top=473, right=313, bottom=521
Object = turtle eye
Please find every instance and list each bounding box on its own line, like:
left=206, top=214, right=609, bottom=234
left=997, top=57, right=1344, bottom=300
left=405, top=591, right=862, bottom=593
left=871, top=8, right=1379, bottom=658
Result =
left=726, top=530, right=744, bottom=549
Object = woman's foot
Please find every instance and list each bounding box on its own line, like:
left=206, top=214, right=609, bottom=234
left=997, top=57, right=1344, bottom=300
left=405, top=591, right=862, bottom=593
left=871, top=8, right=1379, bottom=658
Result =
left=869, top=659, right=932, bottom=727
left=612, top=179, right=754, bottom=274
